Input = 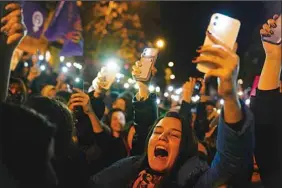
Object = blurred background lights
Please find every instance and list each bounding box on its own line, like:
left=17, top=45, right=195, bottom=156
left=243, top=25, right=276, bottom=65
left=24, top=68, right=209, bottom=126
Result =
left=168, top=61, right=174, bottom=67
left=168, top=86, right=173, bottom=92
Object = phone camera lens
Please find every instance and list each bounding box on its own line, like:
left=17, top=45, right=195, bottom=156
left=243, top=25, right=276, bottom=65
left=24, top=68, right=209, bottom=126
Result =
left=215, top=16, right=219, bottom=20
left=213, top=22, right=217, bottom=26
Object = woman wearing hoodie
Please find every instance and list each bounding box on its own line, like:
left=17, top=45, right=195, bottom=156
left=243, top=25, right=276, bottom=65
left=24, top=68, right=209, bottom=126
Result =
left=88, top=32, right=254, bottom=187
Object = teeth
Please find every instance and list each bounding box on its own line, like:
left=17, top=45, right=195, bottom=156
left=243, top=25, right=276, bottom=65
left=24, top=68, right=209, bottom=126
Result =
left=156, top=146, right=167, bottom=150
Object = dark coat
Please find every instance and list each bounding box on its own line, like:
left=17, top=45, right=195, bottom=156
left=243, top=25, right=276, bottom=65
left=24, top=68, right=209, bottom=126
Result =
left=251, top=88, right=282, bottom=187
left=89, top=96, right=254, bottom=187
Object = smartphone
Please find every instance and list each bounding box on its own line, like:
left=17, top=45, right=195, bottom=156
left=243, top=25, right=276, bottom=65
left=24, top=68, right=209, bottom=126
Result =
left=134, top=48, right=159, bottom=82
left=261, top=14, right=281, bottom=45
left=98, top=65, right=119, bottom=90
left=193, top=80, right=202, bottom=96
left=73, top=78, right=84, bottom=91
left=197, top=13, right=241, bottom=73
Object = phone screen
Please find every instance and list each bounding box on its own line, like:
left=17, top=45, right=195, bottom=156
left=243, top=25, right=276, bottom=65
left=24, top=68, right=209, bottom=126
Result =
left=73, top=78, right=84, bottom=91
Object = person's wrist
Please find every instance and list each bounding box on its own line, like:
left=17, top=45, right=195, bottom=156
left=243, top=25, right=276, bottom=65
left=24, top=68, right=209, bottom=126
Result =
left=265, top=55, right=281, bottom=63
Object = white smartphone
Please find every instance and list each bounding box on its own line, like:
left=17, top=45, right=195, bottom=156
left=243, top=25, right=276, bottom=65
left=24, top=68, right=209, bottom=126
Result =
left=197, top=13, right=241, bottom=73
left=134, top=48, right=159, bottom=82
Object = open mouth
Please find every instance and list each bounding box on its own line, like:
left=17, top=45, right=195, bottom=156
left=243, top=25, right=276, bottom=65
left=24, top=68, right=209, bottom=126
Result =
left=154, top=146, right=169, bottom=158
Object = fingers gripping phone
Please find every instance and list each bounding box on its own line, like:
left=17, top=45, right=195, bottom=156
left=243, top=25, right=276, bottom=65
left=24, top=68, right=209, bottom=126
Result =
left=261, top=14, right=281, bottom=45
left=134, top=48, right=159, bottom=82
left=197, top=13, right=241, bottom=73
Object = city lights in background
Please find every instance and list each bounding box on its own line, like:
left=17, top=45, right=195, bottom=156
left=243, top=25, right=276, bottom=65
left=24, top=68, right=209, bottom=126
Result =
left=24, top=62, right=29, bottom=67
left=39, top=55, right=44, bottom=61
left=175, top=88, right=183, bottom=95
left=168, top=86, right=174, bottom=92
left=156, top=39, right=165, bottom=48
left=134, top=83, right=139, bottom=90
left=60, top=56, right=65, bottom=62
left=170, top=74, right=175, bottom=80
left=156, top=86, right=161, bottom=93
left=149, top=85, right=155, bottom=92
left=168, top=61, right=174, bottom=67
left=220, top=99, right=224, bottom=105
left=73, top=62, right=82, bottom=70
left=164, top=92, right=169, bottom=97
left=124, top=83, right=130, bottom=89
left=62, top=66, right=68, bottom=73
left=128, top=78, right=135, bottom=84
left=40, top=65, right=46, bottom=71
left=171, top=94, right=180, bottom=102
left=66, top=62, right=72, bottom=68
left=116, top=73, right=124, bottom=79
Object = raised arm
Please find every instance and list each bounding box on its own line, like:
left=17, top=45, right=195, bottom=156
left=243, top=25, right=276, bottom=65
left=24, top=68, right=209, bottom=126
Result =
left=251, top=15, right=282, bottom=187
left=193, top=32, right=254, bottom=187
left=130, top=61, right=158, bottom=155
left=258, top=14, right=281, bottom=90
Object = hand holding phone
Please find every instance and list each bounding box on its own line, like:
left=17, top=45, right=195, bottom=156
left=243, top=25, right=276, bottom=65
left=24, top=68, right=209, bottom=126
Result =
left=197, top=13, right=241, bottom=73
left=133, top=48, right=158, bottom=82
left=261, top=14, right=281, bottom=45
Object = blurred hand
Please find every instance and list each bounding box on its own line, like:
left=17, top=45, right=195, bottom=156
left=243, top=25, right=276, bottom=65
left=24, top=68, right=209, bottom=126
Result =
left=193, top=31, right=239, bottom=100
left=182, top=77, right=196, bottom=103
left=260, top=14, right=281, bottom=62
left=69, top=88, right=93, bottom=115
left=1, top=3, right=26, bottom=45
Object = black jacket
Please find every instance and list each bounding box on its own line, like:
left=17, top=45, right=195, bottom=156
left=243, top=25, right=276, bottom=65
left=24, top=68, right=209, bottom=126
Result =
left=251, top=88, right=282, bottom=187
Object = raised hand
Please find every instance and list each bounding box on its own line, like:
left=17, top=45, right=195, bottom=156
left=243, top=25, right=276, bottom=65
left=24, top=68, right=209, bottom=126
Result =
left=193, top=31, right=239, bottom=100
left=1, top=3, right=26, bottom=45
left=69, top=88, right=93, bottom=115
left=182, top=77, right=196, bottom=103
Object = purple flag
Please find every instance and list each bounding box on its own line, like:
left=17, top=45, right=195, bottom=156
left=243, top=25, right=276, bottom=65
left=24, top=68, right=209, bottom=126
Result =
left=22, top=2, right=47, bottom=38
left=45, top=1, right=83, bottom=57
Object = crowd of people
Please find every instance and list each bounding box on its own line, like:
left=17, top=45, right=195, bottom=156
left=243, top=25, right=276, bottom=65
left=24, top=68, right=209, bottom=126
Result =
left=0, top=2, right=281, bottom=188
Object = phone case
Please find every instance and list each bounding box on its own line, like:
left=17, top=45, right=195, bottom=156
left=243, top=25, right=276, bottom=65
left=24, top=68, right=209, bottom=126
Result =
left=197, top=13, right=241, bottom=73
left=134, top=48, right=158, bottom=82
left=262, top=15, right=281, bottom=45
left=99, top=67, right=118, bottom=90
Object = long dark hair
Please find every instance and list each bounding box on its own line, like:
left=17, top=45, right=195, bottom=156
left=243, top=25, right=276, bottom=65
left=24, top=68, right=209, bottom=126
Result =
left=130, top=111, right=198, bottom=187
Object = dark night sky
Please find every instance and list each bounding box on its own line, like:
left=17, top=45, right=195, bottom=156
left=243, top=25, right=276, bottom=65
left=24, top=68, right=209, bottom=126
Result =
left=156, top=1, right=279, bottom=88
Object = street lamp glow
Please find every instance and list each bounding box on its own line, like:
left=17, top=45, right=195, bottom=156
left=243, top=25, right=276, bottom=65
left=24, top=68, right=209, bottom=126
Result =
left=156, top=86, right=160, bottom=93
left=168, top=86, right=173, bottom=92
left=164, top=92, right=169, bottom=97
left=124, top=83, right=130, bottom=89
left=156, top=39, right=165, bottom=48
left=24, top=62, right=29, bottom=67
left=66, top=62, right=72, bottom=68
left=60, top=56, right=65, bottom=62
left=168, top=62, right=174, bottom=67
left=62, top=66, right=68, bottom=73
left=149, top=85, right=155, bottom=92
left=170, top=74, right=175, bottom=80
left=40, top=65, right=46, bottom=71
